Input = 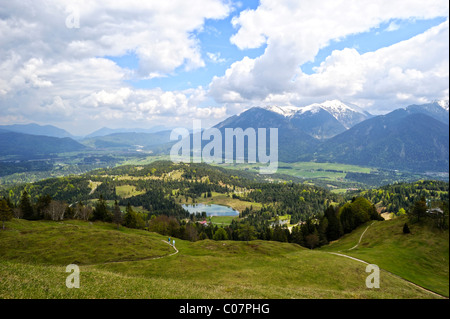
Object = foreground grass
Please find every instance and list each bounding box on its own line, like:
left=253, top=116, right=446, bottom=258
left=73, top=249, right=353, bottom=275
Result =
left=0, top=219, right=172, bottom=265
left=320, top=216, right=449, bottom=297
left=0, top=219, right=442, bottom=299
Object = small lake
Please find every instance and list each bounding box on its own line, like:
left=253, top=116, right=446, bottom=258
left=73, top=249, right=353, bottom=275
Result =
left=182, top=204, right=240, bottom=217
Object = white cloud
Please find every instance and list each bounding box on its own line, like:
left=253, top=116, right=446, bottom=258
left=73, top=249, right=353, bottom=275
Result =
left=207, top=52, right=226, bottom=63
left=77, top=86, right=226, bottom=131
left=0, top=0, right=231, bottom=76
left=385, top=21, right=401, bottom=32
left=299, top=20, right=449, bottom=111
left=0, top=0, right=449, bottom=134
left=0, top=0, right=232, bottom=134
left=210, top=0, right=449, bottom=113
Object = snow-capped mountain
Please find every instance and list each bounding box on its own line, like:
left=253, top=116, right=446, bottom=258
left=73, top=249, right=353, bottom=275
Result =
left=263, top=100, right=372, bottom=138
left=263, top=105, right=302, bottom=117
left=404, top=100, right=449, bottom=125
left=212, top=99, right=448, bottom=171
left=306, top=100, right=372, bottom=129
left=437, top=99, right=449, bottom=111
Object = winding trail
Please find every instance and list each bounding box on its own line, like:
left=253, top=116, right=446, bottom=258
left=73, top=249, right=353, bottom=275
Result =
left=327, top=222, right=448, bottom=299
left=328, top=251, right=446, bottom=298
left=99, top=240, right=178, bottom=265
left=347, top=222, right=375, bottom=251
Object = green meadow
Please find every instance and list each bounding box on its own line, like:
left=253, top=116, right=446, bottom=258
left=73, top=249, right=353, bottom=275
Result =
left=320, top=216, right=449, bottom=297
left=0, top=218, right=443, bottom=299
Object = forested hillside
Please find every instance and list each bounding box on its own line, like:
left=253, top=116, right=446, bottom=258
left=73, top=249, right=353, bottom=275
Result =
left=0, top=161, right=447, bottom=249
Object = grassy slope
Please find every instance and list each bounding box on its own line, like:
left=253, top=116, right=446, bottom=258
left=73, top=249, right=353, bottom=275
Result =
left=1, top=219, right=441, bottom=299
left=320, top=216, right=449, bottom=297
left=0, top=219, right=174, bottom=265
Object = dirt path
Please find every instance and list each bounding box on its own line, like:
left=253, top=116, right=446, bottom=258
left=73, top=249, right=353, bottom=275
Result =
left=88, top=180, right=100, bottom=195
left=98, top=240, right=178, bottom=265
left=347, top=222, right=374, bottom=251
left=327, top=251, right=447, bottom=299
left=327, top=222, right=447, bottom=299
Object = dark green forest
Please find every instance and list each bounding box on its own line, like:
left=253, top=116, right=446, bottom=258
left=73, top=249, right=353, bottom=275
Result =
left=0, top=161, right=448, bottom=249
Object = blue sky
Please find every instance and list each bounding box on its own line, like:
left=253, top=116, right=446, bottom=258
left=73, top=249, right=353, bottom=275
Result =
left=103, top=9, right=448, bottom=115
left=108, top=0, right=265, bottom=92
left=107, top=12, right=447, bottom=91
left=301, top=16, right=448, bottom=75
left=0, top=0, right=448, bottom=134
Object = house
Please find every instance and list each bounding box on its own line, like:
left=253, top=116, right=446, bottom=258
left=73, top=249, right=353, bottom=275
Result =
left=427, top=208, right=444, bottom=215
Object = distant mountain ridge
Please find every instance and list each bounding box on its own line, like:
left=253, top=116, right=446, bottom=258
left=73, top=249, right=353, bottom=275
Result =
left=85, top=126, right=170, bottom=138
left=403, top=100, right=449, bottom=125
left=0, top=123, right=76, bottom=139
left=317, top=110, right=449, bottom=171
left=81, top=130, right=172, bottom=150
left=0, top=131, right=87, bottom=158
left=1, top=99, right=448, bottom=173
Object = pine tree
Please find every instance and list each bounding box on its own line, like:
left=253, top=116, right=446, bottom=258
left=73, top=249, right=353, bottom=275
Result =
left=0, top=199, right=13, bottom=230
left=213, top=228, right=228, bottom=240
left=409, top=198, right=427, bottom=223
left=403, top=223, right=411, bottom=234
left=113, top=200, right=122, bottom=229
left=123, top=203, right=136, bottom=228
left=290, top=225, right=304, bottom=246
left=324, top=205, right=342, bottom=241
left=237, top=223, right=256, bottom=243
left=19, top=191, right=34, bottom=220
left=92, top=195, right=110, bottom=221
left=318, top=216, right=329, bottom=246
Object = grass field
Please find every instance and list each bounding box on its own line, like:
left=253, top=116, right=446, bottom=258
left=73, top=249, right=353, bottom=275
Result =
left=0, top=218, right=443, bottom=299
left=115, top=185, right=145, bottom=198
left=209, top=215, right=237, bottom=226
left=216, top=161, right=373, bottom=179
left=320, top=216, right=449, bottom=297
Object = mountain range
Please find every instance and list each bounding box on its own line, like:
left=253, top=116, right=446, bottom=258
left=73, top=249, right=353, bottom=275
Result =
left=0, top=132, right=87, bottom=158
left=263, top=99, right=372, bottom=139
left=212, top=99, right=449, bottom=171
left=317, top=109, right=449, bottom=171
left=0, top=123, right=76, bottom=139
left=0, top=99, right=448, bottom=173
left=85, top=125, right=171, bottom=138
left=81, top=130, right=172, bottom=150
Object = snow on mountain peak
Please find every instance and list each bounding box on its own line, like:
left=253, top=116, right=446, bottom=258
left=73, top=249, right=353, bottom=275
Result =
left=263, top=100, right=369, bottom=120
left=320, top=100, right=368, bottom=114
left=263, top=105, right=302, bottom=117
left=437, top=99, right=449, bottom=111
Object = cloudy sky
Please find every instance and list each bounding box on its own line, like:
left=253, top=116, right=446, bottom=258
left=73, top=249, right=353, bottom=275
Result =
left=0, top=0, right=448, bottom=135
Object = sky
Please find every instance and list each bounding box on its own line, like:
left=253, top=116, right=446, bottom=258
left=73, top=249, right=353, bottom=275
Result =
left=0, top=0, right=448, bottom=136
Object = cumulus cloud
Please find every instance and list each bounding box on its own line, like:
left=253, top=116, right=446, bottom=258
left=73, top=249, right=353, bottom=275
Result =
left=210, top=0, right=449, bottom=112
left=79, top=86, right=226, bottom=128
left=0, top=0, right=232, bottom=134
left=207, top=52, right=226, bottom=63
left=385, top=21, right=401, bottom=32
left=297, top=20, right=449, bottom=111
left=0, top=0, right=230, bottom=75
left=1, top=0, right=449, bottom=134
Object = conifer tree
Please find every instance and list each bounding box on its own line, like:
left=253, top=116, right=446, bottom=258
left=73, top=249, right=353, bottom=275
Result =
left=403, top=223, right=411, bottom=234
left=19, top=191, right=34, bottom=220
left=113, top=200, right=122, bottom=229
left=0, top=199, right=13, bottom=230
